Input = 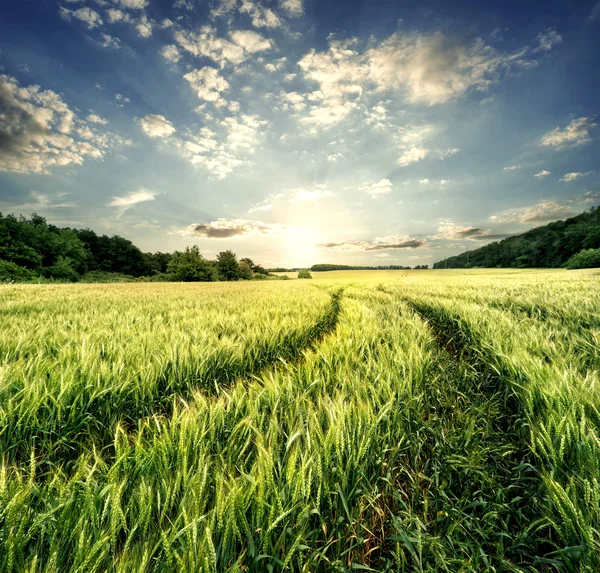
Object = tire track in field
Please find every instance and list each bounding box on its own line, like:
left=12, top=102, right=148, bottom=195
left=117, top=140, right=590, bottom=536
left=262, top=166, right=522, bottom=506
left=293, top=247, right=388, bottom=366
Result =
left=381, top=297, right=554, bottom=570
left=3, top=289, right=345, bottom=470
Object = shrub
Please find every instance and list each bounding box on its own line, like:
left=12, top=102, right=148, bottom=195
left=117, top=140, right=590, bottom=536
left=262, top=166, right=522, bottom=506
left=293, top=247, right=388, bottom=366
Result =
left=565, top=248, right=600, bottom=269
left=298, top=269, right=312, bottom=279
left=168, top=246, right=218, bottom=282
left=0, top=260, right=37, bottom=282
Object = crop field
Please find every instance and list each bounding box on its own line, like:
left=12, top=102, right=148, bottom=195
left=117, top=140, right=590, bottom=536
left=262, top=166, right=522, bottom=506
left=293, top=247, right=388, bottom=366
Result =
left=1, top=269, right=599, bottom=572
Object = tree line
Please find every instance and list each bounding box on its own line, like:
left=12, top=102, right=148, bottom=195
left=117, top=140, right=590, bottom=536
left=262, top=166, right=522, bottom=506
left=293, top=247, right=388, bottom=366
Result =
left=433, top=206, right=600, bottom=269
left=0, top=213, right=272, bottom=282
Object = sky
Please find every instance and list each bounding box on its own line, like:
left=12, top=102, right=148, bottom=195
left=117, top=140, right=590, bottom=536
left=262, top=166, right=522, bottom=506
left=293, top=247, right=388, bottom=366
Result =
left=1, top=0, right=599, bottom=267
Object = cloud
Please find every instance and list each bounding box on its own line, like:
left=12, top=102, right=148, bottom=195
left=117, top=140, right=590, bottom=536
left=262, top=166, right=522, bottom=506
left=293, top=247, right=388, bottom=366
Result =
left=135, top=14, right=153, bottom=38
left=560, top=171, right=593, bottom=182
left=439, top=147, right=460, bottom=159
left=436, top=222, right=509, bottom=240
left=109, top=188, right=156, bottom=208
left=175, top=26, right=271, bottom=67
left=290, top=184, right=332, bottom=203
left=136, top=114, right=176, bottom=138
left=180, top=218, right=281, bottom=238
left=279, top=0, right=303, bottom=17
left=535, top=170, right=551, bottom=178
left=59, top=6, right=103, bottom=28
left=504, top=164, right=521, bottom=171
left=239, top=0, right=282, bottom=28
left=366, top=32, right=523, bottom=105
left=534, top=30, right=562, bottom=53
left=184, top=67, right=230, bottom=102
left=318, top=234, right=425, bottom=251
left=397, top=145, right=429, bottom=166
left=117, top=0, right=148, bottom=9
left=106, top=8, right=129, bottom=22
left=539, top=117, right=596, bottom=148
left=4, top=190, right=77, bottom=211
left=101, top=33, right=122, bottom=49
left=0, top=74, right=109, bottom=173
left=160, top=44, right=181, bottom=63
left=229, top=29, right=272, bottom=53
left=87, top=113, right=107, bottom=124
left=489, top=200, right=575, bottom=224
left=175, top=115, right=269, bottom=179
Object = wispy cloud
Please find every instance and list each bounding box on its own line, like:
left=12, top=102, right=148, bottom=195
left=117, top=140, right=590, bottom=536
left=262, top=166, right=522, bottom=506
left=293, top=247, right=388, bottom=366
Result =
left=539, top=117, right=596, bottom=148
left=560, top=171, right=593, bottom=182
left=109, top=188, right=156, bottom=208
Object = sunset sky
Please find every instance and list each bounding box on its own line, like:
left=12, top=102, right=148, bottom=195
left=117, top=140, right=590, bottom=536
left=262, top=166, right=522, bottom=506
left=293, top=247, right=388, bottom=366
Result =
left=1, top=0, right=599, bottom=266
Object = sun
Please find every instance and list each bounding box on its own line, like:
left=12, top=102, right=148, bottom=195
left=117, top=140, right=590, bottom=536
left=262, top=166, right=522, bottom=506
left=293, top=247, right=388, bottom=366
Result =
left=283, top=226, right=323, bottom=267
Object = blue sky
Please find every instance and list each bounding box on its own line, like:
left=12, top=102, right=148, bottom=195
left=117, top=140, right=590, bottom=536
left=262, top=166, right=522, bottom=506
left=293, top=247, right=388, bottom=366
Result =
left=1, top=0, right=599, bottom=266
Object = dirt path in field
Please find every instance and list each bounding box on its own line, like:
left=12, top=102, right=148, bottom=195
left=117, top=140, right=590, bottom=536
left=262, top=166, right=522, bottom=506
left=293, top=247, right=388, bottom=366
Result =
left=372, top=297, right=553, bottom=570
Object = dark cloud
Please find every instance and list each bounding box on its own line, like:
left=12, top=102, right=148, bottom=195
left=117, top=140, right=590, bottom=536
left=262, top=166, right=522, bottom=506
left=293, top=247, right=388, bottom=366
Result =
left=366, top=240, right=425, bottom=250
left=182, top=219, right=278, bottom=238
left=318, top=238, right=426, bottom=251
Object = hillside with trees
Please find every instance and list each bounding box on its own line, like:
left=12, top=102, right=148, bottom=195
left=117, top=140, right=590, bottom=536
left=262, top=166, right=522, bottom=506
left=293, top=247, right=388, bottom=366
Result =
left=433, top=206, right=600, bottom=269
left=0, top=213, right=272, bottom=283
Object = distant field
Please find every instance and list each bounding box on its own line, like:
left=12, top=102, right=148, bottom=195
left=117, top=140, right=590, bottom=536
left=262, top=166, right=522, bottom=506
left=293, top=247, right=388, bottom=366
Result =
left=1, top=269, right=599, bottom=572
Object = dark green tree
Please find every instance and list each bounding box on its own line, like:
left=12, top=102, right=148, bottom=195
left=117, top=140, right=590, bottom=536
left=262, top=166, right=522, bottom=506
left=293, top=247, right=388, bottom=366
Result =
left=167, top=246, right=218, bottom=282
left=217, top=250, right=240, bottom=281
left=565, top=248, right=600, bottom=269
left=238, top=260, right=254, bottom=280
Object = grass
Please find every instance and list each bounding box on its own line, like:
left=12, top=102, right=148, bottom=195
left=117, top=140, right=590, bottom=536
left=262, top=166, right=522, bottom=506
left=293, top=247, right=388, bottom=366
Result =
left=0, top=269, right=598, bottom=571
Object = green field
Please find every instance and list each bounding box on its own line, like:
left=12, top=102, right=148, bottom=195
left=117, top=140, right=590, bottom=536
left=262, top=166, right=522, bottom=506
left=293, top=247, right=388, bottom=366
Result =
left=1, top=269, right=599, bottom=572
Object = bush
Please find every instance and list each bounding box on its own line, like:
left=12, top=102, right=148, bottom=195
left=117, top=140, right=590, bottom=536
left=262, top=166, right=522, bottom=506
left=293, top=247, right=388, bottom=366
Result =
left=47, top=256, right=80, bottom=282
left=80, top=271, right=136, bottom=283
left=0, top=260, right=37, bottom=282
left=565, top=248, right=600, bottom=269
left=167, top=246, right=218, bottom=282
left=298, top=269, right=312, bottom=279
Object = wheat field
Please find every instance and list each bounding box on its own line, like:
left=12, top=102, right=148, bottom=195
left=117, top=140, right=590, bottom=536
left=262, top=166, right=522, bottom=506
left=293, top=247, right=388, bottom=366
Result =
left=1, top=269, right=599, bottom=572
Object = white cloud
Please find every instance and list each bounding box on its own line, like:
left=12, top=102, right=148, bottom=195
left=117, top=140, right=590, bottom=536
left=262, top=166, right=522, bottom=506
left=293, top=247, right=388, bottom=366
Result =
left=360, top=178, right=393, bottom=198
left=175, top=115, right=269, bottom=179
left=248, top=192, right=284, bottom=213
left=0, top=74, right=111, bottom=174
left=136, top=114, right=177, bottom=138
left=534, top=30, right=562, bottom=53
left=101, top=33, right=122, bottom=49
left=279, top=0, right=303, bottom=17
left=59, top=6, right=103, bottom=28
left=161, top=44, right=181, bottom=63
left=560, top=171, right=593, bottom=182
left=87, top=113, right=107, bottom=124
left=397, top=145, right=429, bottom=166
left=291, top=184, right=332, bottom=203
left=229, top=29, right=272, bottom=53
left=539, top=117, right=596, bottom=148
left=117, top=0, right=148, bottom=9
left=239, top=0, right=282, bottom=28
left=175, top=26, right=271, bottom=67
left=184, top=67, right=230, bottom=102
left=135, top=14, right=153, bottom=38
left=489, top=201, right=575, bottom=224
left=106, top=8, right=129, bottom=22
left=109, top=188, right=156, bottom=208
left=440, top=147, right=460, bottom=159
left=504, top=164, right=521, bottom=171
left=534, top=170, right=551, bottom=178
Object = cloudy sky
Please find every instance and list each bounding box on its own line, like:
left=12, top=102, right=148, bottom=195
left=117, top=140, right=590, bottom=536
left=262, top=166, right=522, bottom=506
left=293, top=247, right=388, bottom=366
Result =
left=1, top=0, right=599, bottom=266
